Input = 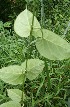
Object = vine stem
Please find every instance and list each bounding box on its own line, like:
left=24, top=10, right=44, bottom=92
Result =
left=41, top=0, right=45, bottom=28
left=29, top=1, right=36, bottom=107
left=41, top=0, right=45, bottom=39
left=44, top=59, right=51, bottom=91
left=21, top=1, right=36, bottom=107
left=63, top=20, right=70, bottom=38
left=28, top=0, right=36, bottom=58
left=41, top=0, right=51, bottom=90
left=30, top=3, right=35, bottom=35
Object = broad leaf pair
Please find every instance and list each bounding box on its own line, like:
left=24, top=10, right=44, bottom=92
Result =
left=14, top=8, right=70, bottom=60
left=0, top=59, right=44, bottom=85
left=0, top=59, right=44, bottom=107
left=0, top=89, right=25, bottom=107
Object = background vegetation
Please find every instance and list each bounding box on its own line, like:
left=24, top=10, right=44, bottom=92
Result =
left=0, top=0, right=70, bottom=107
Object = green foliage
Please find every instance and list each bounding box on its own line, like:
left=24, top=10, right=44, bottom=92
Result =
left=14, top=8, right=41, bottom=38
left=14, top=8, right=70, bottom=60
left=0, top=89, right=25, bottom=107
left=36, top=29, right=70, bottom=60
left=21, top=59, right=44, bottom=80
left=0, top=0, right=70, bottom=107
left=0, top=65, right=25, bottom=85
left=0, top=0, right=26, bottom=21
left=0, top=59, right=44, bottom=84
left=0, top=101, right=21, bottom=107
left=7, top=89, right=25, bottom=102
left=0, top=21, right=25, bottom=67
left=44, top=0, right=70, bottom=37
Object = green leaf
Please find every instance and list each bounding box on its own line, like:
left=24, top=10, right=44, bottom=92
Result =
left=21, top=59, right=44, bottom=80
left=4, top=22, right=11, bottom=28
left=0, top=65, right=25, bottom=85
left=0, top=101, right=21, bottom=107
left=7, top=89, right=25, bottom=103
left=36, top=29, right=70, bottom=60
left=14, top=8, right=41, bottom=38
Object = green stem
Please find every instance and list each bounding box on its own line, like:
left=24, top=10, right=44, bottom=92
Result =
left=30, top=0, right=37, bottom=38
left=21, top=59, right=28, bottom=106
left=41, top=0, right=45, bottom=28
left=44, top=59, right=51, bottom=91
left=21, top=73, right=25, bottom=106
left=41, top=0, right=51, bottom=90
left=21, top=1, right=36, bottom=106
left=30, top=4, right=35, bottom=36
left=29, top=1, right=36, bottom=106
left=41, top=0, right=45, bottom=38
left=31, top=93, right=35, bottom=107
left=28, top=1, right=36, bottom=58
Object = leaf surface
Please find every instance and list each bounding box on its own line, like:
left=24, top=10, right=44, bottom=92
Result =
left=14, top=9, right=41, bottom=37
left=21, top=59, right=44, bottom=80
left=0, top=101, right=21, bottom=107
left=0, top=65, right=25, bottom=85
left=7, top=89, right=25, bottom=103
left=36, top=29, right=70, bottom=60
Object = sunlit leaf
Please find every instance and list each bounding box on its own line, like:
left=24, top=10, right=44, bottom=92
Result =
left=0, top=65, right=25, bottom=85
left=7, top=89, right=25, bottom=103
left=0, top=101, right=21, bottom=107
left=21, top=59, right=44, bottom=80
left=36, top=29, right=70, bottom=60
left=14, top=8, right=41, bottom=37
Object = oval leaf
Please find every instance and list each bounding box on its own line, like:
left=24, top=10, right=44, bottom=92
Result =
left=0, top=65, right=25, bottom=85
left=0, top=101, right=21, bottom=107
left=7, top=89, right=25, bottom=103
left=14, top=8, right=41, bottom=37
left=21, top=59, right=44, bottom=80
left=36, top=29, right=70, bottom=60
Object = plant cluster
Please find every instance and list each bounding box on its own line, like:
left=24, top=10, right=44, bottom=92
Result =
left=0, top=0, right=70, bottom=107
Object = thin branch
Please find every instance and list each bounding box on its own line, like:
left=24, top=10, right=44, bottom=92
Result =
left=63, top=21, right=70, bottom=38
left=41, top=0, right=45, bottom=28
